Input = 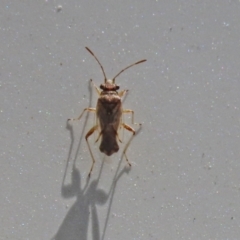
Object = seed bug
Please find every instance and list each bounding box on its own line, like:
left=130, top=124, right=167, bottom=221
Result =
left=68, top=47, right=146, bottom=177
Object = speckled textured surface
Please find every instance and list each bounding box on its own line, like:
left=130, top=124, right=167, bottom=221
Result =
left=1, top=1, right=240, bottom=239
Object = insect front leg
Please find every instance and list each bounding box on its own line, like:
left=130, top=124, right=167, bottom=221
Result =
left=68, top=108, right=96, bottom=121
left=118, top=89, right=128, bottom=98
left=90, top=79, right=101, bottom=96
left=85, top=125, right=99, bottom=177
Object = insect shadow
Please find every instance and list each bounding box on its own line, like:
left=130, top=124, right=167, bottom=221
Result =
left=68, top=47, right=146, bottom=177
left=51, top=145, right=130, bottom=240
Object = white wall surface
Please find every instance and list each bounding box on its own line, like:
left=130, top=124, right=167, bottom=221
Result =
left=1, top=1, right=240, bottom=239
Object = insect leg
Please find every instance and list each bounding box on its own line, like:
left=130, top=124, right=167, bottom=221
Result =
left=121, top=123, right=138, bottom=166
left=94, top=131, right=102, bottom=143
left=117, top=133, right=122, bottom=143
left=123, top=109, right=142, bottom=126
left=68, top=108, right=96, bottom=121
left=90, top=79, right=101, bottom=96
left=118, top=89, right=128, bottom=98
left=85, top=125, right=99, bottom=177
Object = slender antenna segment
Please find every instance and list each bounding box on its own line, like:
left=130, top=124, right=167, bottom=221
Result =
left=85, top=47, right=107, bottom=82
left=113, top=59, right=147, bottom=83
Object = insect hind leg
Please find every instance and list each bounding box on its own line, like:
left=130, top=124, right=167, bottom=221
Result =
left=85, top=125, right=99, bottom=177
left=121, top=123, right=142, bottom=166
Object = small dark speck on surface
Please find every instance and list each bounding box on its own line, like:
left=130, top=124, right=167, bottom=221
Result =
left=56, top=5, right=62, bottom=12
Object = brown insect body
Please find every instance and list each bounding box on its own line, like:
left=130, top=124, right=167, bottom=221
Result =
left=68, top=47, right=146, bottom=177
left=97, top=80, right=122, bottom=156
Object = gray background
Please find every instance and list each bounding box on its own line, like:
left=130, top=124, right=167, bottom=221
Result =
left=1, top=1, right=240, bottom=239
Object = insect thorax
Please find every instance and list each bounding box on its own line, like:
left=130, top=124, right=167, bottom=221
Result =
left=98, top=92, right=121, bottom=113
left=97, top=92, right=122, bottom=129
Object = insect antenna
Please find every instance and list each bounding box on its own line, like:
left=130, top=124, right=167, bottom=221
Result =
left=85, top=47, right=107, bottom=82
left=113, top=59, right=147, bottom=83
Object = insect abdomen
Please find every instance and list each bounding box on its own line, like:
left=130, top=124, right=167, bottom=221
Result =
left=99, top=127, right=119, bottom=156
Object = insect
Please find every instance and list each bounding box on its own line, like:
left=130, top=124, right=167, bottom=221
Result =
left=68, top=47, right=146, bottom=177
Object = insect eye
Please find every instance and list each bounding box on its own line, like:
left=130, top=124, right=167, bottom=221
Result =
left=116, top=86, right=120, bottom=90
left=100, top=85, right=104, bottom=90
